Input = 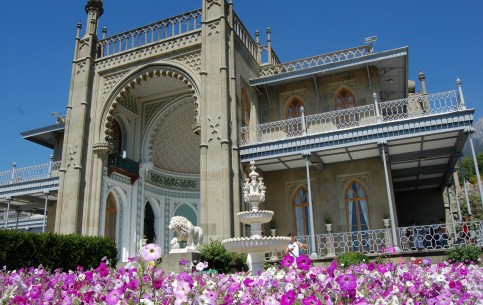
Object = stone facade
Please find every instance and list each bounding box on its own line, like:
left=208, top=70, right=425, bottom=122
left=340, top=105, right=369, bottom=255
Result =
left=35, top=0, right=472, bottom=261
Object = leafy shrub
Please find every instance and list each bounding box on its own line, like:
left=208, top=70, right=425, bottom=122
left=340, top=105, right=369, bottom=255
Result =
left=0, top=229, right=117, bottom=271
left=199, top=239, right=247, bottom=273
left=446, top=245, right=482, bottom=264
left=336, top=252, right=369, bottom=268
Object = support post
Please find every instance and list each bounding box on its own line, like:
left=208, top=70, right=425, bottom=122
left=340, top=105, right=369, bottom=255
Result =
left=4, top=197, right=11, bottom=228
left=456, top=78, right=466, bottom=110
left=377, top=140, right=399, bottom=249
left=465, top=127, right=483, bottom=209
left=43, top=191, right=49, bottom=233
left=10, top=162, right=16, bottom=184
left=373, top=92, right=382, bottom=123
left=303, top=151, right=318, bottom=258
left=300, top=106, right=307, bottom=135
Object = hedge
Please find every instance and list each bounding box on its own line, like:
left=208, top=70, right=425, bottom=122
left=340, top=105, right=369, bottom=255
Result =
left=0, top=229, right=117, bottom=271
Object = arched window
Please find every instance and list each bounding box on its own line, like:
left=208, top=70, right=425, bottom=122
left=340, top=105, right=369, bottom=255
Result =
left=345, top=180, right=370, bottom=252
left=241, top=89, right=250, bottom=144
left=241, top=89, right=250, bottom=127
left=286, top=98, right=305, bottom=136
left=105, top=193, right=117, bottom=240
left=334, top=88, right=357, bottom=127
left=292, top=186, right=310, bottom=236
left=112, top=119, right=123, bottom=155
left=144, top=202, right=156, bottom=244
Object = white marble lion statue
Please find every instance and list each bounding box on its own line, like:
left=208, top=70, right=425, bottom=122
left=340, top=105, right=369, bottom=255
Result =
left=168, top=216, right=203, bottom=250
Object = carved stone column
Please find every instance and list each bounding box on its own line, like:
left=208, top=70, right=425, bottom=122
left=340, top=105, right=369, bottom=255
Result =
left=82, top=143, right=110, bottom=236
left=199, top=0, right=235, bottom=241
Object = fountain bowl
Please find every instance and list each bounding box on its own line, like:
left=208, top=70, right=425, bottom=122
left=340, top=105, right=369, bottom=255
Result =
left=237, top=210, right=273, bottom=225
left=222, top=236, right=290, bottom=253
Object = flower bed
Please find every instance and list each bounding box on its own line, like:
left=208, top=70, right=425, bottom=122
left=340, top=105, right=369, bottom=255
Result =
left=1, top=244, right=482, bottom=304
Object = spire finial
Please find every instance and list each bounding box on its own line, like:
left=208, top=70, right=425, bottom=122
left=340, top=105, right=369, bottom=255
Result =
left=85, top=0, right=103, bottom=16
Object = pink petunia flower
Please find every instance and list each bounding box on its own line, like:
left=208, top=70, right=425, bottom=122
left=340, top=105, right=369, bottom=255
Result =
left=296, top=254, right=311, bottom=271
left=281, top=254, right=295, bottom=268
left=106, top=289, right=122, bottom=305
left=302, top=295, right=322, bottom=305
left=141, top=243, right=162, bottom=262
left=336, top=273, right=357, bottom=291
left=281, top=290, right=296, bottom=305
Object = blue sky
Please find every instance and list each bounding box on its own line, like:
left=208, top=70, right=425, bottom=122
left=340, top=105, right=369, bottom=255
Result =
left=0, top=1, right=481, bottom=171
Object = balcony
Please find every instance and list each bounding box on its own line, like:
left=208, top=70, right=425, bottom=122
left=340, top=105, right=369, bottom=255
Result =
left=0, top=161, right=61, bottom=187
left=269, top=220, right=483, bottom=259
left=107, top=154, right=140, bottom=184
left=240, top=90, right=463, bottom=147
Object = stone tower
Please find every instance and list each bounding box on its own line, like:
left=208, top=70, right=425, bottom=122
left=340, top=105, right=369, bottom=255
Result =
left=55, top=0, right=104, bottom=234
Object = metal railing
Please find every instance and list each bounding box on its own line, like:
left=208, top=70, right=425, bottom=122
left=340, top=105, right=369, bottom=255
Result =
left=240, top=90, right=460, bottom=146
left=259, top=45, right=372, bottom=77
left=97, top=9, right=202, bottom=58
left=0, top=161, right=61, bottom=186
left=267, top=220, right=483, bottom=259
left=0, top=211, right=44, bottom=222
left=107, top=154, right=140, bottom=177
left=398, top=221, right=483, bottom=252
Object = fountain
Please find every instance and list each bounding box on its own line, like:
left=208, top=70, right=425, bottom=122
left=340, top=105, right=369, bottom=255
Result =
left=222, top=161, right=290, bottom=275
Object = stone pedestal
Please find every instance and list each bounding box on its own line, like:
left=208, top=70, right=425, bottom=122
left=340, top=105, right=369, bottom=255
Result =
left=160, top=252, right=201, bottom=273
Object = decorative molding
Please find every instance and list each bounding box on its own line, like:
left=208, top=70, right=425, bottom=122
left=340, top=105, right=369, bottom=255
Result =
left=66, top=144, right=79, bottom=168
left=206, top=0, right=221, bottom=10
left=164, top=198, right=171, bottom=253
left=207, top=21, right=220, bottom=36
left=208, top=115, right=221, bottom=142
left=119, top=94, right=138, bottom=114
left=145, top=183, right=200, bottom=199
left=76, top=61, right=86, bottom=75
left=95, top=32, right=202, bottom=71
left=102, top=72, right=128, bottom=101
left=146, top=170, right=199, bottom=191
left=144, top=102, right=164, bottom=129
left=173, top=51, right=201, bottom=73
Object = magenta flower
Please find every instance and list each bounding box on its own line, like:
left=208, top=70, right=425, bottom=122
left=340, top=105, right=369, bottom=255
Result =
left=296, top=254, right=311, bottom=270
left=281, top=290, right=296, bottom=305
left=281, top=254, right=295, bottom=267
left=140, top=243, right=162, bottom=262
left=264, top=294, right=281, bottom=305
left=302, top=295, right=322, bottom=305
left=28, top=285, right=41, bottom=299
left=179, top=258, right=190, bottom=266
left=336, top=273, right=357, bottom=291
left=43, top=288, right=55, bottom=301
left=106, top=289, right=122, bottom=305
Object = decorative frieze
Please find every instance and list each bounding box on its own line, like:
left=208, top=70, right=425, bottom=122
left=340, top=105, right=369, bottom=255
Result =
left=95, top=32, right=202, bottom=71
left=146, top=170, right=199, bottom=191
left=144, top=184, right=200, bottom=199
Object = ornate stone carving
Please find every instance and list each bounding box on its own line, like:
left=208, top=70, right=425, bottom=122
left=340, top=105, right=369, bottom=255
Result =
left=208, top=115, right=221, bottom=142
left=207, top=21, right=220, bottom=36
left=173, top=52, right=201, bottom=73
left=102, top=72, right=128, bottom=101
left=67, top=144, right=79, bottom=168
left=168, top=216, right=203, bottom=251
left=205, top=0, right=221, bottom=10
left=92, top=142, right=111, bottom=159
left=95, top=32, right=202, bottom=71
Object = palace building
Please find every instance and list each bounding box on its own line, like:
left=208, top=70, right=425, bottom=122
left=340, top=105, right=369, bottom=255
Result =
left=1, top=0, right=479, bottom=261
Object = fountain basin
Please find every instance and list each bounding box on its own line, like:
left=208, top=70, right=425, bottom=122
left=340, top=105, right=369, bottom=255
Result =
left=237, top=210, right=273, bottom=225
left=222, top=236, right=290, bottom=253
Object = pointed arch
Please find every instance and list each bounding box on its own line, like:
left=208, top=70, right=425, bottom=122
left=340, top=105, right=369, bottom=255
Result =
left=144, top=202, right=156, bottom=244
left=345, top=179, right=370, bottom=252
left=291, top=186, right=310, bottom=236
left=105, top=192, right=117, bottom=240
left=286, top=97, right=305, bottom=119
left=286, top=97, right=305, bottom=136
left=111, top=119, right=123, bottom=155
left=334, top=88, right=357, bottom=127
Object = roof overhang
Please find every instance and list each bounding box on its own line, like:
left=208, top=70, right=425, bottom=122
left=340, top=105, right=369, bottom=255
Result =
left=20, top=123, right=65, bottom=149
left=250, top=47, right=408, bottom=102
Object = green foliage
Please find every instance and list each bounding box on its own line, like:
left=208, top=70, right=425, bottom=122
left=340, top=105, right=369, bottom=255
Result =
left=457, top=153, right=483, bottom=186
left=446, top=245, right=482, bottom=264
left=199, top=239, right=247, bottom=273
left=336, top=252, right=369, bottom=268
left=0, top=230, right=117, bottom=271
